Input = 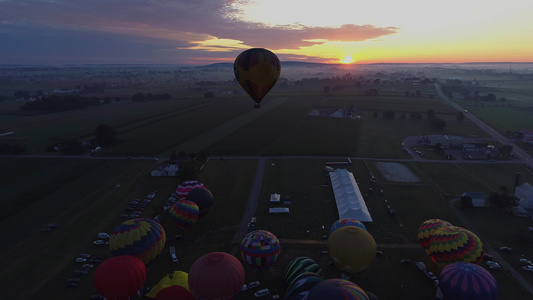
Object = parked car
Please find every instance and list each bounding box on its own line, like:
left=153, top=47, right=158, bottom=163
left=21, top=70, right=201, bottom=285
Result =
left=499, top=246, right=513, bottom=252
left=48, top=223, right=60, bottom=228
left=78, top=253, right=91, bottom=258
left=98, top=232, right=110, bottom=239
left=93, top=240, right=105, bottom=245
left=483, top=254, right=494, bottom=261
left=83, top=264, right=94, bottom=269
left=247, top=281, right=260, bottom=289
left=75, top=258, right=87, bottom=263
left=89, top=258, right=102, bottom=263
left=519, top=259, right=532, bottom=266
left=254, top=288, right=270, bottom=298
left=74, top=269, right=89, bottom=275
left=66, top=282, right=79, bottom=288
left=67, top=278, right=81, bottom=283
left=522, top=265, right=533, bottom=272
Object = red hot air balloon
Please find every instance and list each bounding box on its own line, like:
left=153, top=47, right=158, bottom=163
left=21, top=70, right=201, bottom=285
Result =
left=188, top=252, right=245, bottom=300
left=94, top=255, right=146, bottom=300
left=234, top=48, right=281, bottom=108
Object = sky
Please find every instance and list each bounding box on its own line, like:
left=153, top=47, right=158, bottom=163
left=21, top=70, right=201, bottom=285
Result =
left=1, top=0, right=533, bottom=65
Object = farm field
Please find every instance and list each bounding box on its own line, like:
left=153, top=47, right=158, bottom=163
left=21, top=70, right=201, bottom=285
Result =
left=1, top=63, right=533, bottom=299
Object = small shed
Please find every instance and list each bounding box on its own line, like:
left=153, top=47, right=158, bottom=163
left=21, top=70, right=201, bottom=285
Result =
left=270, top=193, right=281, bottom=202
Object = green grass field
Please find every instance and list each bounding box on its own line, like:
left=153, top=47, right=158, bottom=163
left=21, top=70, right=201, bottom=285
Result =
left=2, top=65, right=533, bottom=299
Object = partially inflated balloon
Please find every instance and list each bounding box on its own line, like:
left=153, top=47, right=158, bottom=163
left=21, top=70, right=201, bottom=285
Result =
left=176, top=180, right=205, bottom=201
left=282, top=257, right=322, bottom=289
left=234, top=48, right=281, bottom=108
left=330, top=218, right=367, bottom=234
left=169, top=200, right=199, bottom=232
left=428, top=226, right=484, bottom=268
left=109, top=218, right=166, bottom=265
left=308, top=279, right=369, bottom=300
left=94, top=255, right=146, bottom=300
left=439, top=262, right=497, bottom=300
left=417, top=219, right=452, bottom=255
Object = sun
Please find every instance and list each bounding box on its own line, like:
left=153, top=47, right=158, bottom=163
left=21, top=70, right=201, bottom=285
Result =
left=340, top=55, right=355, bottom=64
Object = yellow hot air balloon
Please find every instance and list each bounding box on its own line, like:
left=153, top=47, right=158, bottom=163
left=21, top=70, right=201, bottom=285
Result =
left=327, top=226, right=377, bottom=274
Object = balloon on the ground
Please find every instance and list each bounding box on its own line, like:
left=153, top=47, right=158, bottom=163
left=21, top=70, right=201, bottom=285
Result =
left=308, top=278, right=369, bottom=300
left=439, top=262, right=497, bottom=300
left=169, top=200, right=199, bottom=232
left=240, top=230, right=281, bottom=271
left=188, top=252, right=245, bottom=300
left=327, top=226, right=377, bottom=274
left=185, top=187, right=214, bottom=217
left=176, top=180, right=205, bottom=201
left=282, top=256, right=322, bottom=289
left=234, top=48, right=281, bottom=108
left=285, top=272, right=323, bottom=300
left=330, top=218, right=367, bottom=234
left=418, top=219, right=452, bottom=255
left=428, top=226, right=484, bottom=268
left=145, top=271, right=190, bottom=299
left=94, top=255, right=146, bottom=300
left=109, top=218, right=166, bottom=265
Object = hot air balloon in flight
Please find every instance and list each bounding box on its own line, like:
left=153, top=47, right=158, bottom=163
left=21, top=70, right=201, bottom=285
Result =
left=330, top=218, right=367, bottom=234
left=94, top=255, right=146, bottom=300
left=282, top=256, right=322, bottom=289
left=417, top=218, right=452, bottom=255
left=109, top=218, right=166, bottom=265
left=240, top=230, right=281, bottom=271
left=168, top=200, right=199, bottom=232
left=188, top=252, right=245, bottom=300
left=428, top=226, right=484, bottom=268
left=176, top=180, right=205, bottom=201
left=234, top=48, right=281, bottom=108
left=308, top=279, right=369, bottom=300
left=327, top=226, right=377, bottom=274
left=439, top=262, right=497, bottom=300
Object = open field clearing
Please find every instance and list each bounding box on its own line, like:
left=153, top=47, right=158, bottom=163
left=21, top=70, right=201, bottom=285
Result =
left=1, top=64, right=533, bottom=299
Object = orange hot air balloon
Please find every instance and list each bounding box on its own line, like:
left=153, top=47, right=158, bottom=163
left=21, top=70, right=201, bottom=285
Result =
left=234, top=48, right=281, bottom=108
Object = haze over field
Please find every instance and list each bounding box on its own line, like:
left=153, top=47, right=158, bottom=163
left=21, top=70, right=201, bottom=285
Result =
left=1, top=0, right=532, bottom=65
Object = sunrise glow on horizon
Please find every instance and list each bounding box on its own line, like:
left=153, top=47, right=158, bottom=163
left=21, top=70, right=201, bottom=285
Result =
left=0, top=0, right=532, bottom=65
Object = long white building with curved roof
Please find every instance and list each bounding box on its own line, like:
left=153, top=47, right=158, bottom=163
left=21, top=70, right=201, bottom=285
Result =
left=329, top=168, right=373, bottom=222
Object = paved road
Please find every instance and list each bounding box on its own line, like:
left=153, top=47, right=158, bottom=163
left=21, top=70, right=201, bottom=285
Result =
left=434, top=84, right=533, bottom=167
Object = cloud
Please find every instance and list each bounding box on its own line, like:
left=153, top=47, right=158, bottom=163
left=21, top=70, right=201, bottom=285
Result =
left=0, top=0, right=399, bottom=64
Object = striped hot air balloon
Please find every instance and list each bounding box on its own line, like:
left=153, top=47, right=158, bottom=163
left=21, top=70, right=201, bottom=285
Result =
left=240, top=230, right=281, bottom=271
left=109, top=218, right=166, bottom=265
left=169, top=200, right=199, bottom=232
left=308, top=279, right=369, bottom=300
left=330, top=218, right=367, bottom=234
left=439, top=262, right=497, bottom=300
left=176, top=180, right=205, bottom=201
left=282, top=256, right=322, bottom=289
left=428, top=226, right=484, bottom=268
left=418, top=219, right=452, bottom=255
left=285, top=272, right=323, bottom=300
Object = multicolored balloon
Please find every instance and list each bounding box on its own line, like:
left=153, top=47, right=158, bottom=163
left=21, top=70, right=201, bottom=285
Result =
left=327, top=226, right=376, bottom=274
left=418, top=219, right=452, bottom=255
left=94, top=255, right=146, bottom=300
left=240, top=230, right=281, bottom=271
left=109, top=218, right=166, bottom=265
left=308, top=279, right=369, bottom=300
left=439, top=262, right=497, bottom=300
left=234, top=48, right=281, bottom=108
left=169, top=200, right=199, bottom=232
left=285, top=272, right=323, bottom=300
left=188, top=252, right=245, bottom=300
left=330, top=218, right=367, bottom=234
left=428, top=226, right=484, bottom=268
left=185, top=187, right=214, bottom=217
left=176, top=180, right=205, bottom=201
left=282, top=257, right=322, bottom=289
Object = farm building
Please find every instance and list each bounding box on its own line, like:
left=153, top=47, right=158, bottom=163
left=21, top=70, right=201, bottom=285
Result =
left=514, top=182, right=533, bottom=218
left=329, top=168, right=373, bottom=222
left=151, top=164, right=178, bottom=177
left=270, top=193, right=280, bottom=202
left=461, top=192, right=486, bottom=207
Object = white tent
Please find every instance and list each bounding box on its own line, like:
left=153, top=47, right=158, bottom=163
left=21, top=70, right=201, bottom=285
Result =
left=515, top=182, right=533, bottom=210
left=329, top=168, right=373, bottom=222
